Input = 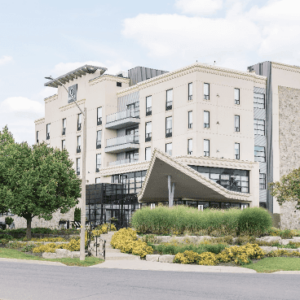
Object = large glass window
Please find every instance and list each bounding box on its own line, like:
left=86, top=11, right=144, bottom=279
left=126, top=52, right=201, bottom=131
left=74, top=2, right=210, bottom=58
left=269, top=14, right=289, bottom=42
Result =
left=97, top=107, right=102, bottom=125
left=188, top=139, right=193, bottom=155
left=165, top=143, right=172, bottom=156
left=46, top=124, right=51, bottom=140
left=76, top=158, right=81, bottom=175
left=145, top=122, right=152, bottom=142
left=188, top=111, right=193, bottom=129
left=77, top=136, right=81, bottom=153
left=254, top=93, right=265, bottom=109
left=204, top=139, right=210, bottom=157
left=36, top=131, right=39, bottom=144
left=254, top=119, right=265, bottom=136
left=62, top=140, right=65, bottom=150
left=204, top=83, right=210, bottom=100
left=146, top=96, right=152, bottom=116
left=254, top=146, right=265, bottom=162
left=62, top=118, right=66, bottom=135
left=166, top=116, right=172, bottom=138
left=235, top=115, right=240, bottom=132
left=77, top=113, right=82, bottom=131
left=96, top=154, right=101, bottom=172
left=188, top=83, right=193, bottom=100
left=204, top=111, right=210, bottom=128
left=234, top=88, right=240, bottom=105
left=260, top=173, right=266, bottom=190
left=235, top=143, right=240, bottom=160
left=166, top=89, right=173, bottom=110
left=145, top=147, right=151, bottom=161
left=96, top=130, right=102, bottom=149
left=190, top=166, right=250, bottom=193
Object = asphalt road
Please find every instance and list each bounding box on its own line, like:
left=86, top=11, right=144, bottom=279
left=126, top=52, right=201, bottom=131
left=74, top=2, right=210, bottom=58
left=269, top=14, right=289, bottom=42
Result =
left=0, top=261, right=299, bottom=300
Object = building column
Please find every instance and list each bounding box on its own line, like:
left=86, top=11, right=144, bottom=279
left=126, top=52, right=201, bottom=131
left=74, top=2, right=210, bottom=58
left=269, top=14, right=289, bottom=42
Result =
left=168, top=176, right=175, bottom=207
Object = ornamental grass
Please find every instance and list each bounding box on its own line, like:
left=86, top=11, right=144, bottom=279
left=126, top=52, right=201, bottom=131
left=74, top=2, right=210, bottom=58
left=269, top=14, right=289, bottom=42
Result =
left=131, top=206, right=272, bottom=236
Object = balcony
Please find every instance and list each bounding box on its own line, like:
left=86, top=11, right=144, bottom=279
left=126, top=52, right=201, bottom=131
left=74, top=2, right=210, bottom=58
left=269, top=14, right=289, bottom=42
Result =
left=62, top=128, right=66, bottom=135
left=108, top=157, right=139, bottom=167
left=97, top=117, right=102, bottom=126
left=105, top=135, right=139, bottom=153
left=188, top=95, right=193, bottom=101
left=166, top=101, right=172, bottom=111
left=96, top=166, right=101, bottom=172
left=76, top=146, right=81, bottom=153
left=46, top=133, right=50, bottom=140
left=96, top=140, right=101, bottom=149
left=166, top=129, right=172, bottom=138
left=146, top=107, right=152, bottom=116
left=204, top=95, right=210, bottom=100
left=77, top=123, right=82, bottom=131
left=188, top=123, right=193, bottom=129
left=145, top=133, right=152, bottom=142
left=204, top=151, right=210, bottom=157
left=105, top=109, right=140, bottom=130
left=235, top=127, right=240, bottom=132
left=204, top=123, right=210, bottom=128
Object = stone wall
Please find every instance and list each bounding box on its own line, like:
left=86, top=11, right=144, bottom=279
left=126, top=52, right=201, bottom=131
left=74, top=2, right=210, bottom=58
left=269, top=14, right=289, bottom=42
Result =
left=279, top=201, right=300, bottom=230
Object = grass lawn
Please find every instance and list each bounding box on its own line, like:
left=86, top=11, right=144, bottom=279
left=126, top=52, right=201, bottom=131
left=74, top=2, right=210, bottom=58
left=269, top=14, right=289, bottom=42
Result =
left=244, top=257, right=300, bottom=273
left=0, top=248, right=104, bottom=267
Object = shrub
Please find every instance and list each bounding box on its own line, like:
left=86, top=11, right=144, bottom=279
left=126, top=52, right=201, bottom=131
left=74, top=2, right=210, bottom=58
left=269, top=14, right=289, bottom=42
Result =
left=74, top=208, right=81, bottom=222
left=111, top=228, right=153, bottom=258
left=5, top=217, right=14, bottom=226
left=236, top=236, right=257, bottom=245
left=237, top=208, right=272, bottom=236
left=279, top=230, right=293, bottom=239
left=267, top=250, right=300, bottom=257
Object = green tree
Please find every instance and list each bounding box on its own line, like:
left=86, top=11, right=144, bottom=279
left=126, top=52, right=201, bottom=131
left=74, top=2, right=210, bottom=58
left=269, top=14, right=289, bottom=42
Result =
left=0, top=138, right=81, bottom=239
left=0, top=126, right=15, bottom=214
left=269, top=168, right=300, bottom=208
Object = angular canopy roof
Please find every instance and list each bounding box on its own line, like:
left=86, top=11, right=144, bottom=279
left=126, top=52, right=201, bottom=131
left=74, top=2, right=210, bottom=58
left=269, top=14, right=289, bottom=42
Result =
left=45, top=65, right=107, bottom=88
left=138, top=149, right=251, bottom=203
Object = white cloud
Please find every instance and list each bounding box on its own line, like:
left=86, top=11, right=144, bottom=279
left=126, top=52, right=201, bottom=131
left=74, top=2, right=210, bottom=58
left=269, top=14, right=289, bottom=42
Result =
left=0, top=97, right=43, bottom=145
left=122, top=0, right=300, bottom=70
left=176, top=0, right=223, bottom=16
left=0, top=56, right=13, bottom=66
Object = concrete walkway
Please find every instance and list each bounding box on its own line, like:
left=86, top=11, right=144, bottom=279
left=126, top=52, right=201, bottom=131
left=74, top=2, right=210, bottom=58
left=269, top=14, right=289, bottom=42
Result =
left=0, top=257, right=65, bottom=266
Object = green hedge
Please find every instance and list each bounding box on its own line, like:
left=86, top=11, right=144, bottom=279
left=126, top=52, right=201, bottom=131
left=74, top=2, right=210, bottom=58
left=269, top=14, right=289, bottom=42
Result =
left=131, top=206, right=272, bottom=236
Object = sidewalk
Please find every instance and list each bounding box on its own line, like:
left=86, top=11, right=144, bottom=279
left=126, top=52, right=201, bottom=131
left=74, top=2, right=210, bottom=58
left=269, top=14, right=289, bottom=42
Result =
left=0, top=257, right=65, bottom=266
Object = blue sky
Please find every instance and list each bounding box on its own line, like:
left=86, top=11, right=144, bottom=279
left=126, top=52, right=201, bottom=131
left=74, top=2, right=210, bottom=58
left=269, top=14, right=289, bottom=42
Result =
left=1, top=0, right=299, bottom=144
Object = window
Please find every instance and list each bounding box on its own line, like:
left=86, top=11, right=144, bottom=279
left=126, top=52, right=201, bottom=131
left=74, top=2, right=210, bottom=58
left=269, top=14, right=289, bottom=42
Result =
left=145, top=147, right=151, bottom=161
left=46, top=124, right=51, bottom=140
left=77, top=113, right=82, bottom=131
left=235, top=115, right=240, bottom=132
left=62, top=140, right=65, bottom=150
left=204, top=111, right=210, bottom=128
left=234, top=88, right=240, bottom=105
left=166, top=116, right=172, bottom=137
left=190, top=166, right=249, bottom=193
left=77, top=136, right=81, bottom=153
left=116, top=82, right=122, bottom=87
left=96, top=130, right=102, bottom=149
left=260, top=173, right=266, bottom=190
left=204, top=83, right=210, bottom=100
left=254, top=119, right=265, bottom=136
left=96, top=154, right=101, bottom=172
left=62, top=118, right=66, bottom=135
left=166, top=89, right=173, bottom=110
left=254, top=146, right=265, bottom=162
left=76, top=158, right=81, bottom=175
left=36, top=131, right=39, bottom=144
left=188, top=139, right=193, bottom=155
left=146, top=96, right=152, bottom=116
left=188, top=111, right=193, bottom=129
left=165, top=143, right=172, bottom=156
left=188, top=83, right=193, bottom=100
left=97, top=107, right=102, bottom=125
left=126, top=150, right=138, bottom=163
left=235, top=143, right=240, bottom=160
left=95, top=178, right=101, bottom=184
left=254, top=93, right=265, bottom=109
left=145, top=122, right=152, bottom=142
left=204, top=139, right=210, bottom=157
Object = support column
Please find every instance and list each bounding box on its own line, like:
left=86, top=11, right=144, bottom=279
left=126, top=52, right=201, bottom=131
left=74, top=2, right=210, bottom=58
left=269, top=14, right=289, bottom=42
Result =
left=168, top=176, right=175, bottom=207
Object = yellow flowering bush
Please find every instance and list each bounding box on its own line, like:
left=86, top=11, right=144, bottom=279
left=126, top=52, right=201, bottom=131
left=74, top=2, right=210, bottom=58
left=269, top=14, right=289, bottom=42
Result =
left=32, top=238, right=87, bottom=253
left=92, top=223, right=117, bottom=237
left=111, top=228, right=153, bottom=258
left=267, top=250, right=300, bottom=257
left=31, top=237, right=66, bottom=242
left=32, top=243, right=58, bottom=253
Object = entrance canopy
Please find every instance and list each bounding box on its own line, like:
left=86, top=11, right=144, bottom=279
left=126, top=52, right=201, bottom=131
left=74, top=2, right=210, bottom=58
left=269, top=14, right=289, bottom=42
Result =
left=138, top=149, right=252, bottom=204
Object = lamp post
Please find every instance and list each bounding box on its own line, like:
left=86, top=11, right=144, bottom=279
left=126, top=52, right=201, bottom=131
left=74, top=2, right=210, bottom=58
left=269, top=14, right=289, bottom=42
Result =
left=45, top=76, right=87, bottom=261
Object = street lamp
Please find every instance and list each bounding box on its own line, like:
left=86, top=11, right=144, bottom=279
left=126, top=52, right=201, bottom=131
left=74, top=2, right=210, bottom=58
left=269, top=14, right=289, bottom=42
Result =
left=45, top=76, right=87, bottom=261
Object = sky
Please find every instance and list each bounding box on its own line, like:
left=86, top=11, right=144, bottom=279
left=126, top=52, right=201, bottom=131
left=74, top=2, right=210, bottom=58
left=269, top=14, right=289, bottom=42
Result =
left=1, top=0, right=300, bottom=145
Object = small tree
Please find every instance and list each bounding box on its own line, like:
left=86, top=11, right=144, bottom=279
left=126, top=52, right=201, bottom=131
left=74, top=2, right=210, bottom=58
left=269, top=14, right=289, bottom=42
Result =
left=5, top=217, right=14, bottom=227
left=269, top=168, right=300, bottom=208
left=74, top=207, right=81, bottom=222
left=0, top=138, right=81, bottom=239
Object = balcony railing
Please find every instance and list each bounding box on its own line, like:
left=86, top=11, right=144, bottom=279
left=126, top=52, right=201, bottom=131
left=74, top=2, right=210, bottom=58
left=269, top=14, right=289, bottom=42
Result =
left=235, top=99, right=240, bottom=105
left=77, top=146, right=81, bottom=153
left=204, top=95, right=210, bottom=100
left=107, top=108, right=139, bottom=124
left=96, top=140, right=101, bottom=149
left=106, top=135, right=139, bottom=148
left=235, top=127, right=240, bottom=132
left=204, top=123, right=210, bottom=128
left=235, top=154, right=240, bottom=160
left=97, top=117, right=102, bottom=126
left=62, top=128, right=66, bottom=135
left=188, top=123, right=193, bottom=129
left=145, top=133, right=152, bottom=142
left=166, top=150, right=172, bottom=156
left=204, top=151, right=210, bottom=157
left=188, top=151, right=193, bottom=155
left=188, top=95, right=193, bottom=101
left=146, top=107, right=152, bottom=116
left=166, top=101, right=172, bottom=111
left=46, top=133, right=50, bottom=140
left=166, top=129, right=172, bottom=138
left=77, top=123, right=82, bottom=131
left=96, top=166, right=101, bottom=172
left=109, top=157, right=139, bottom=166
